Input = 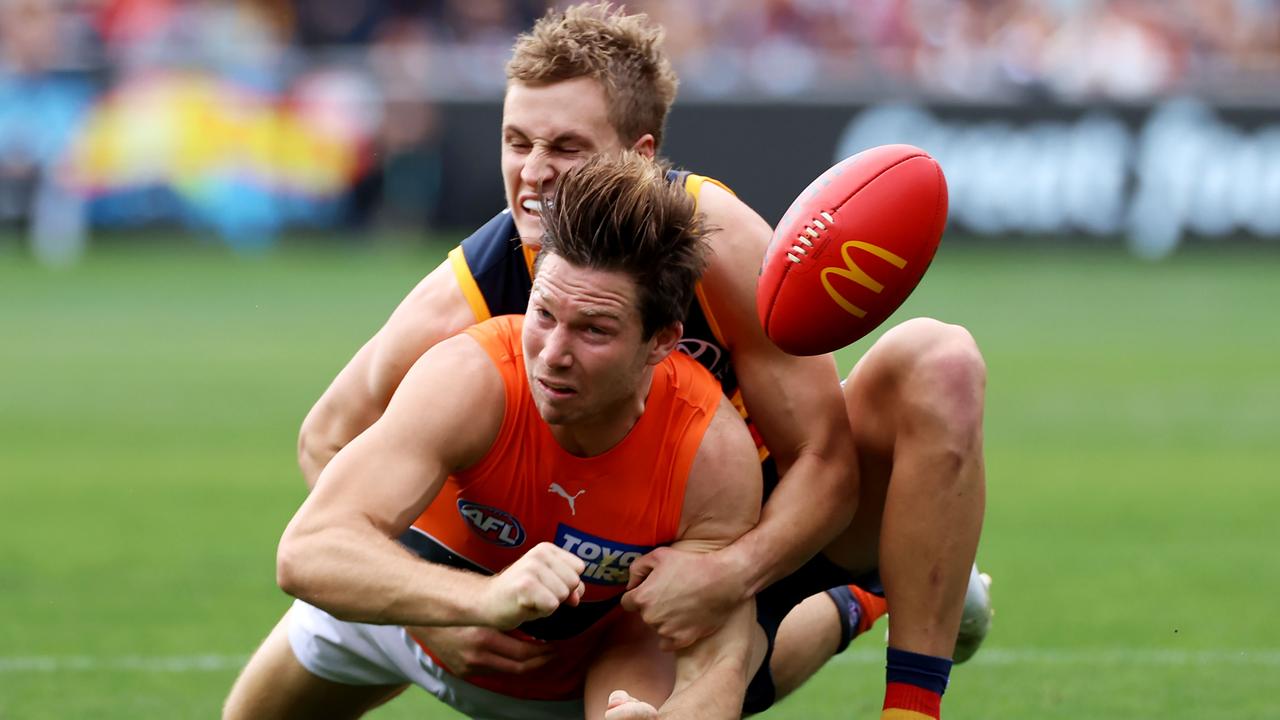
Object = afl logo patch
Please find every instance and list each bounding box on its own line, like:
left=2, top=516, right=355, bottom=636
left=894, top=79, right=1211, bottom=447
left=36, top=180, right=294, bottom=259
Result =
left=457, top=501, right=526, bottom=548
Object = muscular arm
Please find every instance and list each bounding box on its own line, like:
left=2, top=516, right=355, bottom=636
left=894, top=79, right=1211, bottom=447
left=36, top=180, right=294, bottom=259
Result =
left=298, top=259, right=481, bottom=488
left=608, top=396, right=764, bottom=718
left=661, top=399, right=763, bottom=718
left=278, top=334, right=583, bottom=628
left=619, top=184, right=861, bottom=650
left=698, top=182, right=859, bottom=596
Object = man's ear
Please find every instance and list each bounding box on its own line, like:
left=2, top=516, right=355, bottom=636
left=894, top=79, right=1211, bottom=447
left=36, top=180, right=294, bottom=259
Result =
left=631, top=133, right=656, bottom=159
left=646, top=321, right=683, bottom=365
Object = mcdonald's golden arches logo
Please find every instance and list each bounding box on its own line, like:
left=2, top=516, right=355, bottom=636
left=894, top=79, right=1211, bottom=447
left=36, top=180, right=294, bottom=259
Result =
left=819, top=241, right=908, bottom=317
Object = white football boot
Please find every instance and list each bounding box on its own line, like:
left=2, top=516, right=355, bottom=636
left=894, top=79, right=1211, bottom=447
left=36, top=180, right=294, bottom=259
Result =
left=952, top=563, right=993, bottom=663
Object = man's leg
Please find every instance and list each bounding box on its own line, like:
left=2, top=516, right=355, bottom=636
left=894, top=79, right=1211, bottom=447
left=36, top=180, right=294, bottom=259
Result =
left=831, top=317, right=986, bottom=660
left=768, top=593, right=843, bottom=697
left=754, top=318, right=987, bottom=711
left=223, top=612, right=407, bottom=720
left=823, top=317, right=986, bottom=717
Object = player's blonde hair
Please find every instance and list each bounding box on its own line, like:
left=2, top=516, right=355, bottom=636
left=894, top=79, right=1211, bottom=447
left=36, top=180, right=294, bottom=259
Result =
left=506, top=2, right=679, bottom=149
left=536, top=152, right=708, bottom=339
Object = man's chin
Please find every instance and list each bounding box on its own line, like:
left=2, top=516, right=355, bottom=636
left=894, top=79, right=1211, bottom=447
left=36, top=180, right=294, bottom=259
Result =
left=512, top=212, right=544, bottom=244
left=537, top=407, right=574, bottom=426
left=532, top=395, right=572, bottom=425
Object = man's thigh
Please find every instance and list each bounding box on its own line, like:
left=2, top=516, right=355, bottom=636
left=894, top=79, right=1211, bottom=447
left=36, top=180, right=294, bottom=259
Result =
left=223, top=609, right=407, bottom=720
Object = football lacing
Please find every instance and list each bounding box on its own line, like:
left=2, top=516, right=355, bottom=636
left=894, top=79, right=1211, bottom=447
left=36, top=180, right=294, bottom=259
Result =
left=787, top=211, right=835, bottom=263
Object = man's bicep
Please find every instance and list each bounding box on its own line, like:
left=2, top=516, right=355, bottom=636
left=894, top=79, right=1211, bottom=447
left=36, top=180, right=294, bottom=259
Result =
left=305, top=335, right=503, bottom=536
left=696, top=183, right=851, bottom=472
left=675, top=398, right=763, bottom=552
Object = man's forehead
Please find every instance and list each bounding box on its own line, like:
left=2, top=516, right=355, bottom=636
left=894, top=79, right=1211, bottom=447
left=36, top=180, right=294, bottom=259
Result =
left=503, top=80, right=615, bottom=135
left=532, top=257, right=637, bottom=317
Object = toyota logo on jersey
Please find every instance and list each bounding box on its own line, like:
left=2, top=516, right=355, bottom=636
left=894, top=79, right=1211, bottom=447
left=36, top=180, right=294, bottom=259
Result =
left=554, top=524, right=652, bottom=585
left=676, top=338, right=726, bottom=379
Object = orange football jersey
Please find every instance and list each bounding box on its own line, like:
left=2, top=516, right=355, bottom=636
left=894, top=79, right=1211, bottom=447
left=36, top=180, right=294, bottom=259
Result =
left=401, top=314, right=722, bottom=700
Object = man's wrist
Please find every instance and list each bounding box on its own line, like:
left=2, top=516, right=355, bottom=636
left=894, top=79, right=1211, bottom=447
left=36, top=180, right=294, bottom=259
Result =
left=715, top=541, right=763, bottom=601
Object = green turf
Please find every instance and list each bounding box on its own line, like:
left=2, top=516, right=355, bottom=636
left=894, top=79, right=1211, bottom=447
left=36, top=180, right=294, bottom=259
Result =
left=1, top=237, right=1277, bottom=718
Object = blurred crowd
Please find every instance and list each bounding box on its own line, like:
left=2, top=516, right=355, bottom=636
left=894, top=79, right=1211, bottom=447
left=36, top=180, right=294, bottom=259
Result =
left=3, top=0, right=1279, bottom=252
left=648, top=0, right=1280, bottom=101
left=6, top=0, right=1279, bottom=100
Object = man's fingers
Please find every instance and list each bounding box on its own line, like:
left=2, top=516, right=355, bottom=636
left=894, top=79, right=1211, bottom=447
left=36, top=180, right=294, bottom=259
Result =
left=625, top=552, right=657, bottom=590
left=506, top=652, right=554, bottom=674
left=566, top=579, right=586, bottom=607
left=532, top=542, right=588, bottom=605
left=476, top=650, right=554, bottom=675
left=604, top=690, right=657, bottom=720
left=535, top=541, right=587, bottom=575
left=608, top=690, right=635, bottom=709
left=483, top=631, right=555, bottom=661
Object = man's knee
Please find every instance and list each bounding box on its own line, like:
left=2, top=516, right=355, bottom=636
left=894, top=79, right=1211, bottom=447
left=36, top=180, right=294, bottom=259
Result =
left=856, top=318, right=986, bottom=440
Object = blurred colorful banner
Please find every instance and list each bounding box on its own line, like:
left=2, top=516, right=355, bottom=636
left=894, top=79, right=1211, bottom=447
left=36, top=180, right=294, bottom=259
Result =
left=61, top=71, right=373, bottom=248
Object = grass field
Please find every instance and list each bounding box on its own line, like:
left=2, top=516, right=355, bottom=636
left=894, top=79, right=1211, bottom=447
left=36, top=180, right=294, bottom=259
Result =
left=2, top=236, right=1278, bottom=719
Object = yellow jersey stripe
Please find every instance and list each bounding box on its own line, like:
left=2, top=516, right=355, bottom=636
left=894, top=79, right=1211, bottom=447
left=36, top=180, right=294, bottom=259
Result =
left=683, top=173, right=733, bottom=350
left=449, top=246, right=492, bottom=322
left=682, top=172, right=769, bottom=461
left=522, top=243, right=538, bottom=276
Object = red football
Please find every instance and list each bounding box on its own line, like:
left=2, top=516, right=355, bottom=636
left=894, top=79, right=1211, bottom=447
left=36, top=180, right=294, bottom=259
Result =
left=757, top=144, right=948, bottom=356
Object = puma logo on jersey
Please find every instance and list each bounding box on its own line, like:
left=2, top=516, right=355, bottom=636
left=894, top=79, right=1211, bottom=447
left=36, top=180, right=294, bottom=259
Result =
left=554, top=524, right=652, bottom=585
left=548, top=482, right=586, bottom=515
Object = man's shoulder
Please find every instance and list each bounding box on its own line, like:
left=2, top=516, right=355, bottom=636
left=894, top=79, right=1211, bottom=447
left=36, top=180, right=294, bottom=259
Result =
left=662, top=349, right=723, bottom=405
left=458, top=210, right=521, bottom=262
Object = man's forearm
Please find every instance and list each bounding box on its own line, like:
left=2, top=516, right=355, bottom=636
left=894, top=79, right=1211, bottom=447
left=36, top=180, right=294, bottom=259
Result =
left=277, top=523, right=485, bottom=626
left=726, top=452, right=858, bottom=597
left=297, top=405, right=380, bottom=490
left=296, top=435, right=336, bottom=490
left=659, top=601, right=757, bottom=719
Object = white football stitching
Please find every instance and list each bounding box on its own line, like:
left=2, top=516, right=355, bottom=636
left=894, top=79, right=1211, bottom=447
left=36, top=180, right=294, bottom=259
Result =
left=788, top=212, right=835, bottom=263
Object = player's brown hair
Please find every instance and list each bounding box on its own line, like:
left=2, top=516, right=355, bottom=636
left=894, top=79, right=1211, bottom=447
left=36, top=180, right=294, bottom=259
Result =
left=536, top=152, right=708, bottom=339
left=506, top=2, right=679, bottom=148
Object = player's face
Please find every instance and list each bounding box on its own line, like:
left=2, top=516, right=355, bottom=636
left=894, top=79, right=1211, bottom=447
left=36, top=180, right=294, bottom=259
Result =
left=524, top=254, right=658, bottom=432
left=502, top=77, right=647, bottom=245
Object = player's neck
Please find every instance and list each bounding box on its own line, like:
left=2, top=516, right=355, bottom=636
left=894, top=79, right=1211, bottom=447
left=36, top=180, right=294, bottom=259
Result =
left=548, top=370, right=654, bottom=457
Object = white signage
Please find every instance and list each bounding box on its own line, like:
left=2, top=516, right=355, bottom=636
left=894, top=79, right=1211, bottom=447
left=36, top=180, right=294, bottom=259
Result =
left=837, top=99, right=1280, bottom=258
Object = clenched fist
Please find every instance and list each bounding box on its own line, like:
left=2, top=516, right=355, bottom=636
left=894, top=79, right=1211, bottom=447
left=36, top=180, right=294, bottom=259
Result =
left=480, top=542, right=587, bottom=629
left=621, top=547, right=745, bottom=650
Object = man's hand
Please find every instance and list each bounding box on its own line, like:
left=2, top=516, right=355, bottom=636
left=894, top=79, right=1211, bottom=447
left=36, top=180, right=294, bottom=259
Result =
left=604, top=690, right=658, bottom=720
left=409, top=625, right=555, bottom=677
left=621, top=547, right=748, bottom=650
left=481, top=542, right=587, bottom=629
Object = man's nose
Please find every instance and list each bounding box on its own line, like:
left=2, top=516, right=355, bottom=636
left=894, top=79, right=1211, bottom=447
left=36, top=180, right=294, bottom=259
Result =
left=540, top=324, right=574, bottom=369
left=521, top=147, right=557, bottom=191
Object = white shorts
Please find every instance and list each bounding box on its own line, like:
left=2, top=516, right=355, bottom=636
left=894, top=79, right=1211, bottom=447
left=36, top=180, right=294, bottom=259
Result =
left=286, top=599, right=584, bottom=720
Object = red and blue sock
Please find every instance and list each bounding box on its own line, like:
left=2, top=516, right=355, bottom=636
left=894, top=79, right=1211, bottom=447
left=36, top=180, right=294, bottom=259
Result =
left=881, top=647, right=952, bottom=719
left=826, top=584, right=889, bottom=653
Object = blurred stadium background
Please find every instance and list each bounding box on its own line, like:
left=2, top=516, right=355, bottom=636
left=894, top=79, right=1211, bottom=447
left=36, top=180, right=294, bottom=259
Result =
left=2, top=0, right=1278, bottom=718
